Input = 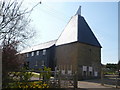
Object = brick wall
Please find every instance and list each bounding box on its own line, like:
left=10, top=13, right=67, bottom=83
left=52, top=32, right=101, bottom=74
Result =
left=77, top=42, right=101, bottom=80
left=55, top=42, right=101, bottom=80
left=55, top=42, right=78, bottom=74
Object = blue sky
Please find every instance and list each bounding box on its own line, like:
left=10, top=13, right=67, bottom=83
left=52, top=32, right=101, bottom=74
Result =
left=23, top=1, right=118, bottom=64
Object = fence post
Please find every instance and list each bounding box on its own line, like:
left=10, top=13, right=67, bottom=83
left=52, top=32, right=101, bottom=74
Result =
left=116, top=71, right=120, bottom=88
left=116, top=73, right=118, bottom=88
left=58, top=70, right=61, bottom=88
left=116, top=64, right=120, bottom=88
left=101, top=67, right=104, bottom=86
left=74, top=71, right=78, bottom=89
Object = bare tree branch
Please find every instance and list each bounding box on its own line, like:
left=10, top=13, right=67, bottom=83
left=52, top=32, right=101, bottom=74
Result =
left=0, top=0, right=38, bottom=49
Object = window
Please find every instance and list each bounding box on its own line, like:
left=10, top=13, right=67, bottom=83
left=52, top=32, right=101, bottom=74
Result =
left=26, top=53, right=29, bottom=57
left=83, top=66, right=87, bottom=71
left=36, top=51, right=39, bottom=55
left=89, top=67, right=93, bottom=72
left=43, top=50, right=46, bottom=55
left=31, top=52, right=34, bottom=56
left=94, top=71, right=98, bottom=77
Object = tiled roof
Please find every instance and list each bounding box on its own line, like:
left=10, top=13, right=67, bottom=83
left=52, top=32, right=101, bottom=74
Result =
left=78, top=15, right=101, bottom=47
left=55, top=15, right=78, bottom=46
left=19, top=40, right=57, bottom=54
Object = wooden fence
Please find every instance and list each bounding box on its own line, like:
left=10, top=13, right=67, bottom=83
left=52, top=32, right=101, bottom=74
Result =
left=101, top=67, right=120, bottom=88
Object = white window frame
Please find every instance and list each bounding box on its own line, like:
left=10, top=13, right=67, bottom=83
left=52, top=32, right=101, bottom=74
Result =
left=94, top=71, right=98, bottom=77
left=43, top=49, right=46, bottom=55
left=89, top=66, right=93, bottom=72
left=36, top=51, right=39, bottom=55
left=83, top=66, right=87, bottom=71
left=31, top=52, right=34, bottom=56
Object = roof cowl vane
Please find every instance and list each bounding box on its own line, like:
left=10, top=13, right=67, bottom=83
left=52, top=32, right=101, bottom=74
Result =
left=75, top=6, right=81, bottom=15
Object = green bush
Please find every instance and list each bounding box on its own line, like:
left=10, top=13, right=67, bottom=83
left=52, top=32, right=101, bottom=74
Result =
left=39, top=66, right=51, bottom=83
left=5, top=66, right=51, bottom=88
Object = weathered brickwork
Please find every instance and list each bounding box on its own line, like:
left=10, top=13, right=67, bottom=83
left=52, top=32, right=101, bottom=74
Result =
left=55, top=42, right=78, bottom=73
left=77, top=42, right=101, bottom=80
left=55, top=42, right=101, bottom=80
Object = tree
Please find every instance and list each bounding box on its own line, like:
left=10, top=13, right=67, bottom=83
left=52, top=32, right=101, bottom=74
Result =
left=2, top=41, right=22, bottom=88
left=118, top=60, right=120, bottom=70
left=106, top=63, right=117, bottom=70
left=0, top=0, right=35, bottom=48
left=0, top=0, right=39, bottom=88
left=118, top=60, right=120, bottom=78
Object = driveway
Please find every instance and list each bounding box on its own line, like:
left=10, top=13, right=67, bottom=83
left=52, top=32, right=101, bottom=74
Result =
left=78, top=81, right=109, bottom=88
left=78, top=79, right=120, bottom=89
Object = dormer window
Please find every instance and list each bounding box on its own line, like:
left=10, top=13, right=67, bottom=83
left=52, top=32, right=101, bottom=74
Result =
left=43, top=50, right=46, bottom=55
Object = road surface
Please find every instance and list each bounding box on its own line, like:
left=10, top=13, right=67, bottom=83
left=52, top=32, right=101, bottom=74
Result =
left=78, top=79, right=120, bottom=89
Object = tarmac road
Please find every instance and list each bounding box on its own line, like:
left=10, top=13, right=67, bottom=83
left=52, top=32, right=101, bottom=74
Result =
left=78, top=79, right=120, bottom=90
left=78, top=81, right=110, bottom=88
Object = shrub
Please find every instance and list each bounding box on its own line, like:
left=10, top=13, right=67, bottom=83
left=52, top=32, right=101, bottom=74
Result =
left=5, top=66, right=51, bottom=88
